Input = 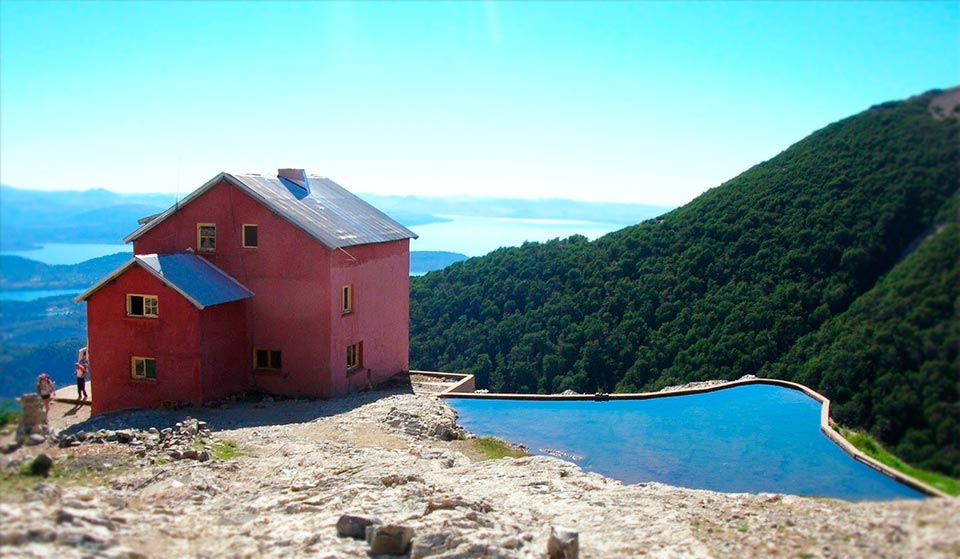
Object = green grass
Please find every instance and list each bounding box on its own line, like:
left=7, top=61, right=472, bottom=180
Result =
left=0, top=454, right=130, bottom=494
left=471, top=436, right=528, bottom=460
left=841, top=428, right=960, bottom=496
left=190, top=436, right=241, bottom=460
left=210, top=440, right=241, bottom=460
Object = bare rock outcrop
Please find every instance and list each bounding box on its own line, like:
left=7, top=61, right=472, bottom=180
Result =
left=1, top=391, right=958, bottom=558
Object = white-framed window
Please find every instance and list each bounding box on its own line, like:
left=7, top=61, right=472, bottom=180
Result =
left=242, top=224, right=259, bottom=248
left=341, top=284, right=353, bottom=314
left=127, top=294, right=159, bottom=318
left=131, top=356, right=157, bottom=380
left=198, top=223, right=216, bottom=252
left=346, top=342, right=363, bottom=371
left=254, top=349, right=282, bottom=370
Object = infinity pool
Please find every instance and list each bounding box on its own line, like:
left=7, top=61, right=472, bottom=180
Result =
left=448, top=384, right=923, bottom=501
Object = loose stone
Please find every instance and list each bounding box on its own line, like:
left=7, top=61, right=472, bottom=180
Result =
left=336, top=513, right=382, bottom=539
left=30, top=453, right=54, bottom=477
left=366, top=524, right=414, bottom=555
left=547, top=526, right=579, bottom=559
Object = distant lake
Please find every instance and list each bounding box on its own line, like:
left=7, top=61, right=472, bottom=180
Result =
left=448, top=384, right=925, bottom=501
left=0, top=289, right=82, bottom=302
left=3, top=243, right=131, bottom=265
left=411, top=215, right=628, bottom=257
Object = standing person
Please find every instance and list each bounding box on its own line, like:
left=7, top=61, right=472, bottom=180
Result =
left=75, top=362, right=88, bottom=401
left=36, top=373, right=56, bottom=414
left=77, top=345, right=90, bottom=400
left=77, top=346, right=89, bottom=371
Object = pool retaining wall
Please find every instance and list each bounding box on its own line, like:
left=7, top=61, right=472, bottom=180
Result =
left=422, top=372, right=948, bottom=499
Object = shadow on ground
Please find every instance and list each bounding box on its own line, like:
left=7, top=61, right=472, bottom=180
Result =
left=59, top=379, right=414, bottom=435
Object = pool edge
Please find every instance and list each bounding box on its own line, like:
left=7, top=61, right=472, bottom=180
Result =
left=416, top=372, right=948, bottom=499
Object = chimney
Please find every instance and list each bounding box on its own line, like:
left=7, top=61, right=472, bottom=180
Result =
left=278, top=168, right=309, bottom=197
left=278, top=168, right=307, bottom=183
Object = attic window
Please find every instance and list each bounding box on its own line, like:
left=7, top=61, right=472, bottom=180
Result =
left=198, top=223, right=216, bottom=252
left=127, top=294, right=159, bottom=318
left=242, top=224, right=259, bottom=248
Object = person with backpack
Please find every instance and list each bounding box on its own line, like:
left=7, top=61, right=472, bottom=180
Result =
left=75, top=362, right=88, bottom=401
left=36, top=373, right=56, bottom=414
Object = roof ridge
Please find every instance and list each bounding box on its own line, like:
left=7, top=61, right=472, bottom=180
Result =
left=124, top=171, right=417, bottom=250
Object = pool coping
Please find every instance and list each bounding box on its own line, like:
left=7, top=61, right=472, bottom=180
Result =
left=411, top=371, right=948, bottom=499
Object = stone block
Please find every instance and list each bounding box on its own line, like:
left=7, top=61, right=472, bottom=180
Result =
left=547, top=526, right=579, bottom=559
left=30, top=453, right=54, bottom=477
left=366, top=524, right=414, bottom=555
left=336, top=513, right=381, bottom=539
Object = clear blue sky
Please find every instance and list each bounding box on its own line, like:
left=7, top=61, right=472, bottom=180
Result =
left=1, top=1, right=957, bottom=205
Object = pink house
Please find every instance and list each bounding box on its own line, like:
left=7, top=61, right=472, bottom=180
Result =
left=77, top=169, right=418, bottom=414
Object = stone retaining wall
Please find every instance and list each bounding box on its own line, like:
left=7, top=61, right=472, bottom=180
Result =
left=409, top=370, right=475, bottom=394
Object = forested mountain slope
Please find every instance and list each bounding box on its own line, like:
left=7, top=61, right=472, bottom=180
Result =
left=767, top=192, right=959, bottom=476
left=409, top=88, right=959, bottom=475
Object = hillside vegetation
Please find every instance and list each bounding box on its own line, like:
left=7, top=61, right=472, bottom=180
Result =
left=409, top=88, right=960, bottom=476
left=770, top=193, right=959, bottom=475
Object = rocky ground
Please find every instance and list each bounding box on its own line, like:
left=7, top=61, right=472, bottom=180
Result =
left=1, top=387, right=958, bottom=559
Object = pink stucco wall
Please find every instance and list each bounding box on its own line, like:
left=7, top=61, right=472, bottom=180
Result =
left=328, top=239, right=411, bottom=395
left=86, top=267, right=204, bottom=414
left=198, top=301, right=251, bottom=402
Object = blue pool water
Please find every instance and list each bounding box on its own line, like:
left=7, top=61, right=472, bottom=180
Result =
left=449, top=384, right=924, bottom=501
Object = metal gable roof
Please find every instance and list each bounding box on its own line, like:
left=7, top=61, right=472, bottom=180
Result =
left=230, top=174, right=418, bottom=249
left=75, top=252, right=254, bottom=310
left=125, top=171, right=418, bottom=250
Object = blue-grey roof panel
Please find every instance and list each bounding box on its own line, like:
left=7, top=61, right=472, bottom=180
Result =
left=136, top=253, right=254, bottom=308
left=230, top=174, right=419, bottom=249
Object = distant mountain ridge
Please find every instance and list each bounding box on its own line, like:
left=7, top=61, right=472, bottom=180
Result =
left=0, top=184, right=671, bottom=251
left=409, top=87, right=960, bottom=476
left=0, top=253, right=132, bottom=289
left=0, top=187, right=176, bottom=250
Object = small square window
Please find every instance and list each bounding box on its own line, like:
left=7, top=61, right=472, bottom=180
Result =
left=198, top=223, right=216, bottom=252
left=243, top=224, right=258, bottom=248
left=346, top=342, right=362, bottom=371
left=341, top=284, right=353, bottom=314
left=132, top=357, right=157, bottom=380
left=127, top=294, right=159, bottom=318
left=254, top=349, right=282, bottom=370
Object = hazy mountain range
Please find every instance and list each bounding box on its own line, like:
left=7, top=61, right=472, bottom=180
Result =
left=0, top=184, right=670, bottom=251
